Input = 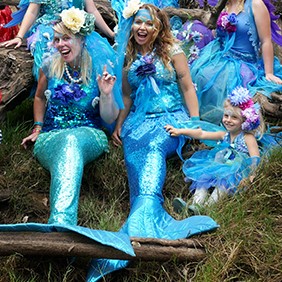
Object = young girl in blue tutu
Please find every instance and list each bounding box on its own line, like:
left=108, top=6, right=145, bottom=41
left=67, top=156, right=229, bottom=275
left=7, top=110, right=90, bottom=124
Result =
left=165, top=86, right=267, bottom=214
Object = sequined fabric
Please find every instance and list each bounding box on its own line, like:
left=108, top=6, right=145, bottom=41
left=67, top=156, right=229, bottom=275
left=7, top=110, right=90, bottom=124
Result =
left=86, top=48, right=219, bottom=282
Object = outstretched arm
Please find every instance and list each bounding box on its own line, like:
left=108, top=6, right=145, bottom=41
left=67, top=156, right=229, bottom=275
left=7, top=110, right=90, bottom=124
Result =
left=85, top=0, right=115, bottom=39
left=0, top=3, right=40, bottom=49
left=164, top=124, right=226, bottom=140
left=253, top=0, right=282, bottom=84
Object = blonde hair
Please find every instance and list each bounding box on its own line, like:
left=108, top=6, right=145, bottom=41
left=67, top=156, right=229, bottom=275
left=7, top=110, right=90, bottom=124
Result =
left=125, top=4, right=176, bottom=71
left=224, top=99, right=265, bottom=139
left=49, top=22, right=92, bottom=85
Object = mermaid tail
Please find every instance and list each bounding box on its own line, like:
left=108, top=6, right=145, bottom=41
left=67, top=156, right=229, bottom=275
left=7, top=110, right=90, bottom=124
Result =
left=33, top=127, right=108, bottom=225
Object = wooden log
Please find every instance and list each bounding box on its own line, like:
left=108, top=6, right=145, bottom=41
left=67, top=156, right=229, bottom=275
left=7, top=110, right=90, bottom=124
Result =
left=0, top=45, right=34, bottom=121
left=0, top=232, right=206, bottom=261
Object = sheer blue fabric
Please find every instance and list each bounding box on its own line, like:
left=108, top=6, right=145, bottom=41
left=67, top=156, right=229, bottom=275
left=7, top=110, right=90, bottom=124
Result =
left=190, top=0, right=282, bottom=125
left=183, top=131, right=279, bottom=195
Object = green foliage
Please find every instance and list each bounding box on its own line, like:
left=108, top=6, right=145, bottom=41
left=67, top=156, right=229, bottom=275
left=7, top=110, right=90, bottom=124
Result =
left=0, top=103, right=282, bottom=281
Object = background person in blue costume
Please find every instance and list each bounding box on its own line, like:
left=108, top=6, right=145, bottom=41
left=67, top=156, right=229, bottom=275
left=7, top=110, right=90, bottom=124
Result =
left=190, top=0, right=282, bottom=125
left=166, top=86, right=270, bottom=215
left=0, top=0, right=115, bottom=81
left=21, top=7, right=119, bottom=226
left=87, top=2, right=219, bottom=281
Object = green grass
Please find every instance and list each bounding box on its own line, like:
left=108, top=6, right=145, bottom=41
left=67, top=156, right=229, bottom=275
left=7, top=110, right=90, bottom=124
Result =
left=0, top=98, right=282, bottom=281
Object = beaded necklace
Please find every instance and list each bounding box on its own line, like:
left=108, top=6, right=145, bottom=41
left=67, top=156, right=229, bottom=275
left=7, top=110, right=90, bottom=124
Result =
left=64, top=62, right=82, bottom=84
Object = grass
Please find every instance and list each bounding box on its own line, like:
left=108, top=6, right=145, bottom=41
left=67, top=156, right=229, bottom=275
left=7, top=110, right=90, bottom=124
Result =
left=0, top=98, right=282, bottom=281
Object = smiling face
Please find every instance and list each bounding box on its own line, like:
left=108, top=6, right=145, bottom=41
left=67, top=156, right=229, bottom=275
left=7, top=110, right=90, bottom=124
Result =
left=132, top=9, right=156, bottom=53
left=222, top=105, right=243, bottom=135
left=53, top=32, right=83, bottom=67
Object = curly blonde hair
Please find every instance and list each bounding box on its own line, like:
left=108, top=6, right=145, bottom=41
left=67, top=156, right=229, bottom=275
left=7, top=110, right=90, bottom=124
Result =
left=49, top=21, right=92, bottom=85
left=124, top=4, right=176, bottom=71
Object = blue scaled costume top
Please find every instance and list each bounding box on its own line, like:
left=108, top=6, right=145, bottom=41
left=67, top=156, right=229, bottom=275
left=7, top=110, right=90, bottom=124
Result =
left=86, top=44, right=220, bottom=281
left=190, top=0, right=282, bottom=125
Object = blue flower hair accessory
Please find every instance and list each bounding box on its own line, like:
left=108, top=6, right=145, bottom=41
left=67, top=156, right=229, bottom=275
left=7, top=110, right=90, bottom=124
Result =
left=228, top=86, right=260, bottom=131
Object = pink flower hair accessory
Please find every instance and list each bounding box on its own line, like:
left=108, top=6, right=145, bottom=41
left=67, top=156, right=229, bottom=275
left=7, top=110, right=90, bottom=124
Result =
left=228, top=86, right=260, bottom=131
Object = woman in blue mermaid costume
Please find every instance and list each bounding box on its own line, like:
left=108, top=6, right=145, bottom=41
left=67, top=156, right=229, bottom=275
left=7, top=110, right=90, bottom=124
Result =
left=1, top=0, right=114, bottom=80
left=86, top=3, right=219, bottom=281
left=0, top=8, right=135, bottom=263
left=190, top=0, right=282, bottom=125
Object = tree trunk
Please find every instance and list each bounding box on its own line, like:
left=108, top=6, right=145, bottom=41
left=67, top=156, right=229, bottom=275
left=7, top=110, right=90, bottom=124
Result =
left=0, top=232, right=206, bottom=261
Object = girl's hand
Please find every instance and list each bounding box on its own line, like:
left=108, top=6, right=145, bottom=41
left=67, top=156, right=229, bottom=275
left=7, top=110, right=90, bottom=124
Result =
left=21, top=131, right=40, bottom=149
left=164, top=124, right=180, bottom=137
left=97, top=65, right=116, bottom=96
left=265, top=73, right=282, bottom=84
left=0, top=37, right=23, bottom=49
left=112, top=126, right=122, bottom=146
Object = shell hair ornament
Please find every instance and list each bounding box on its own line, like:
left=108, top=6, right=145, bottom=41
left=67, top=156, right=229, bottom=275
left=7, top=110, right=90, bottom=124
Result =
left=228, top=86, right=260, bottom=132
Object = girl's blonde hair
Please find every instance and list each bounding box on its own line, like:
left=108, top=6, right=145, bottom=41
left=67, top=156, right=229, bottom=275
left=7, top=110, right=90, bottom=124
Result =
left=49, top=21, right=92, bottom=85
left=224, top=99, right=265, bottom=139
left=125, top=4, right=176, bottom=71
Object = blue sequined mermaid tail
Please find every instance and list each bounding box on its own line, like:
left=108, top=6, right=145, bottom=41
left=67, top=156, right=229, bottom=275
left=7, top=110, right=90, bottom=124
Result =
left=86, top=115, right=219, bottom=281
left=34, top=127, right=109, bottom=225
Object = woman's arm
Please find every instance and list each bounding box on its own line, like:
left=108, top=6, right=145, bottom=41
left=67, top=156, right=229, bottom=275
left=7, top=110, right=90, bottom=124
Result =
left=84, top=0, right=114, bottom=39
left=0, top=3, right=40, bottom=48
left=253, top=0, right=282, bottom=84
left=112, top=70, right=133, bottom=146
left=21, top=69, right=47, bottom=148
left=172, top=52, right=200, bottom=118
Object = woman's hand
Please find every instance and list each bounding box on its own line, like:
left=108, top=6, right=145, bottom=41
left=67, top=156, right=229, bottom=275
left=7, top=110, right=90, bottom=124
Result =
left=0, top=36, right=23, bottom=49
left=164, top=124, right=181, bottom=137
left=97, top=65, right=116, bottom=96
left=21, top=131, right=40, bottom=149
left=265, top=73, right=282, bottom=84
left=112, top=126, right=122, bottom=146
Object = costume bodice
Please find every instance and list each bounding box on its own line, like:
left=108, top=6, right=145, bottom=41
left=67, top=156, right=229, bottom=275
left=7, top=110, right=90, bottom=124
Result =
left=30, top=0, right=84, bottom=25
left=127, top=45, right=184, bottom=114
left=222, top=132, right=249, bottom=154
left=41, top=59, right=101, bottom=132
left=217, top=0, right=260, bottom=62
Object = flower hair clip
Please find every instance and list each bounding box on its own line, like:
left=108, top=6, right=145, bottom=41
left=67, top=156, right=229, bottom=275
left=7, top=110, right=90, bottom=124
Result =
left=228, top=86, right=260, bottom=131
left=60, top=7, right=95, bottom=36
left=123, top=0, right=143, bottom=19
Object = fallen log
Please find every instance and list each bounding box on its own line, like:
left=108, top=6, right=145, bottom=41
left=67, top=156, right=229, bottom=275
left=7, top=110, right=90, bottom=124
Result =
left=0, top=232, right=206, bottom=261
left=0, top=44, right=34, bottom=121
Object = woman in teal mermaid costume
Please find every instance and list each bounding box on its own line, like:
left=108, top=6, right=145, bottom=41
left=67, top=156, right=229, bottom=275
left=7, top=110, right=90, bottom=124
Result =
left=1, top=0, right=114, bottom=80
left=86, top=3, right=219, bottom=281
left=190, top=0, right=282, bottom=125
left=0, top=7, right=135, bottom=267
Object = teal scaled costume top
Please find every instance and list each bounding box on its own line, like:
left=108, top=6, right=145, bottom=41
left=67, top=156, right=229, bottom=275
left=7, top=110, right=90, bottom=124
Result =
left=190, top=0, right=282, bottom=125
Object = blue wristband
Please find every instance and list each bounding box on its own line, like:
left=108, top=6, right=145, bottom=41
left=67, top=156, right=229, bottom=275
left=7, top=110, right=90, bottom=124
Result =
left=191, top=116, right=200, bottom=121
left=34, top=121, right=43, bottom=127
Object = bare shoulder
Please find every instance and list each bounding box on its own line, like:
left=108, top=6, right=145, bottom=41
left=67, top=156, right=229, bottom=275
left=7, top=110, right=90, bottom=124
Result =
left=244, top=133, right=257, bottom=144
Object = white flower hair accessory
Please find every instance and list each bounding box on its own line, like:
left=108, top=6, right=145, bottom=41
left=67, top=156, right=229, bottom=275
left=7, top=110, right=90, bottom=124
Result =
left=122, top=0, right=143, bottom=19
left=60, top=7, right=95, bottom=36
